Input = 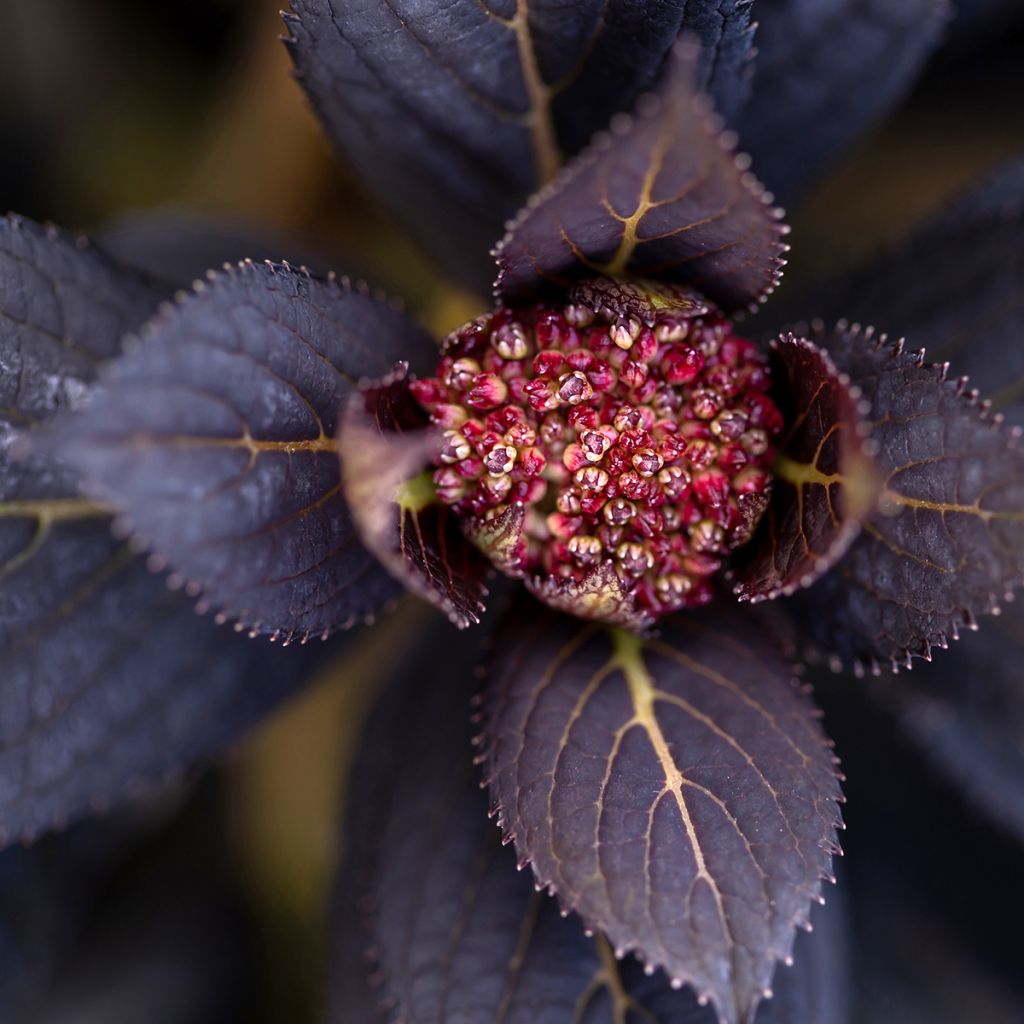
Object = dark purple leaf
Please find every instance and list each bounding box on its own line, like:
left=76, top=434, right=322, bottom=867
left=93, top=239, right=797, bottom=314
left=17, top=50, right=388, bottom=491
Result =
left=54, top=260, right=438, bottom=641
left=736, top=0, right=948, bottom=203
left=1, top=214, right=157, bottom=372
left=285, top=1, right=756, bottom=291
left=339, top=365, right=491, bottom=628
left=617, top=897, right=848, bottom=1024
left=482, top=600, right=842, bottom=1024
left=332, top=620, right=848, bottom=1024
left=752, top=898, right=848, bottom=1024
left=0, top=228, right=335, bottom=844
left=732, top=336, right=878, bottom=602
left=785, top=323, right=1024, bottom=672
left=0, top=537, right=329, bottom=846
left=495, top=43, right=788, bottom=314
left=334, top=624, right=603, bottom=1024
left=795, top=171, right=1024, bottom=814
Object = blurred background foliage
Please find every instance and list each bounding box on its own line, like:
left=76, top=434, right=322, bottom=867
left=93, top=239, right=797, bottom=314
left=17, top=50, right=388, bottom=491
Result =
left=1, top=1, right=1024, bottom=1022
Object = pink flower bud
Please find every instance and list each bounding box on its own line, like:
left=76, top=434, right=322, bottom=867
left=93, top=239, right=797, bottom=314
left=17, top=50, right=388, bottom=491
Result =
left=410, top=299, right=783, bottom=622
left=467, top=373, right=507, bottom=409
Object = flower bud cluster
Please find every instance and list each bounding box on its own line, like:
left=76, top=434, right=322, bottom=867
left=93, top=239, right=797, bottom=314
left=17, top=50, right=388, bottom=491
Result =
left=409, top=301, right=782, bottom=618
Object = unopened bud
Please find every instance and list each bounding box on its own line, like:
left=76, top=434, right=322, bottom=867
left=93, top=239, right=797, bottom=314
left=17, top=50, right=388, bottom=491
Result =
left=440, top=430, right=471, bottom=464
left=492, top=321, right=530, bottom=360
left=610, top=318, right=642, bottom=350
left=557, top=371, right=594, bottom=405
left=575, top=465, right=610, bottom=491
left=485, top=445, right=517, bottom=476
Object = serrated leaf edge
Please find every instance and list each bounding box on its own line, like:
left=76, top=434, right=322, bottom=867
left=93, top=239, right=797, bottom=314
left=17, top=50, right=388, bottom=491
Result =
left=787, top=318, right=1024, bottom=678
left=491, top=41, right=791, bottom=315
left=731, top=332, right=877, bottom=605
left=474, top=619, right=845, bottom=1023
left=67, top=258, right=420, bottom=644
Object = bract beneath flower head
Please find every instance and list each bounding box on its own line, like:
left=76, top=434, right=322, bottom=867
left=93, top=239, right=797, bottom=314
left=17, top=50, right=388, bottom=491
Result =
left=409, top=293, right=783, bottom=626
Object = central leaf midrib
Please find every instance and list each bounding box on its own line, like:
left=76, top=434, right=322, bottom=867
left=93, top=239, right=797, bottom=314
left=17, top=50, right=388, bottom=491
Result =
left=610, top=629, right=736, bottom=969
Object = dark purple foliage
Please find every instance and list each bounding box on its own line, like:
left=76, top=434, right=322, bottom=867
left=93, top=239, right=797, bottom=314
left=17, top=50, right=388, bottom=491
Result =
left=2, top=5, right=1023, bottom=1024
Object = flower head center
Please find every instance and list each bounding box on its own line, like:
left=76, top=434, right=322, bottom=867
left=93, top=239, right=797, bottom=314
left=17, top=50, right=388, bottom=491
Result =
left=410, top=301, right=782, bottom=619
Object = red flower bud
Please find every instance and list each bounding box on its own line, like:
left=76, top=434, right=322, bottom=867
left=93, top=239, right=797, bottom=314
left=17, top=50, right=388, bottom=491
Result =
left=410, top=299, right=782, bottom=620
left=466, top=373, right=507, bottom=409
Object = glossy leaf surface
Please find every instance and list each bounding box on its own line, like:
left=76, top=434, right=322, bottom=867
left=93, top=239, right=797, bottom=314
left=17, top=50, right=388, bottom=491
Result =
left=794, top=168, right=1024, bottom=822
left=56, top=261, right=437, bottom=641
left=495, top=44, right=787, bottom=314
left=1, top=221, right=332, bottom=845
left=333, top=621, right=847, bottom=1024
left=482, top=602, right=842, bottom=1024
left=339, top=366, right=491, bottom=628
left=285, top=1, right=756, bottom=290
left=766, top=164, right=1024, bottom=827
left=787, top=323, right=1024, bottom=672
left=732, top=336, right=877, bottom=602
left=736, top=0, right=948, bottom=202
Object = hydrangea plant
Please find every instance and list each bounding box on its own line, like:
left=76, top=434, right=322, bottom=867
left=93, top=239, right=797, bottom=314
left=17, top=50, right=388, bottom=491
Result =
left=2, top=2, right=1023, bottom=1022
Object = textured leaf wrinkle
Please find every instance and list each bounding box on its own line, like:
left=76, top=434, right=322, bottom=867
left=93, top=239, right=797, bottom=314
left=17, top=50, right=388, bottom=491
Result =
left=0, top=218, right=327, bottom=845
left=285, top=1, right=756, bottom=289
left=732, top=335, right=879, bottom=602
left=483, top=602, right=842, bottom=1024
left=783, top=321, right=1024, bottom=674
left=494, top=42, right=789, bottom=314
left=52, top=259, right=438, bottom=642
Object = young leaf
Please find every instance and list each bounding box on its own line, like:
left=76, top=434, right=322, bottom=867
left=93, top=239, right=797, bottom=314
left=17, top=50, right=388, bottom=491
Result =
left=793, top=171, right=1024, bottom=806
left=732, top=336, right=878, bottom=602
left=1, top=225, right=329, bottom=845
left=571, top=276, right=711, bottom=324
left=339, top=365, right=491, bottom=628
left=482, top=601, right=842, bottom=1024
left=284, top=1, right=755, bottom=290
left=736, top=0, right=949, bottom=202
left=494, top=44, right=788, bottom=314
left=333, top=621, right=848, bottom=1024
left=0, top=535, right=331, bottom=846
left=786, top=323, right=1024, bottom=672
left=53, top=261, right=438, bottom=641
